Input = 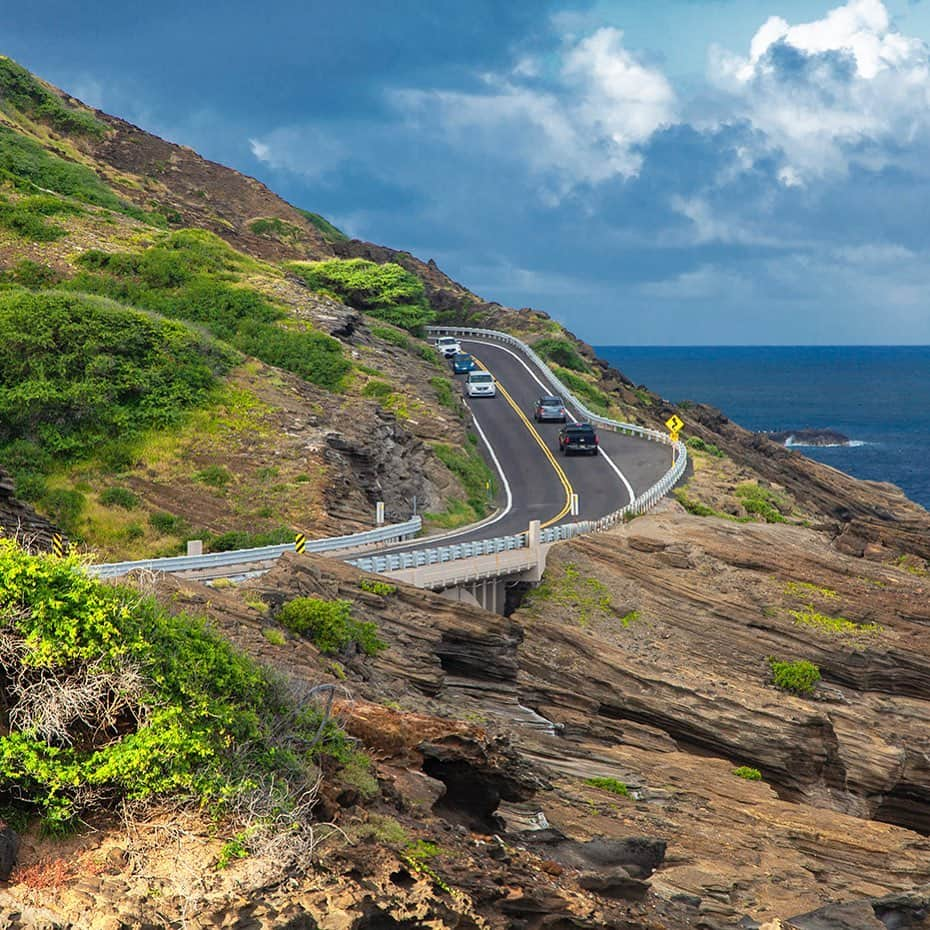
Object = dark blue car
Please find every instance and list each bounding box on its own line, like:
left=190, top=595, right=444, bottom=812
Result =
left=452, top=352, right=477, bottom=374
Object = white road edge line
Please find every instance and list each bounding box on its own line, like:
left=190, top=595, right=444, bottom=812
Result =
left=463, top=339, right=637, bottom=507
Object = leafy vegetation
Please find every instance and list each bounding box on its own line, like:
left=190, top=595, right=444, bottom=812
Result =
left=733, top=766, right=762, bottom=781
left=552, top=367, right=610, bottom=413
left=98, top=487, right=140, bottom=510
left=0, top=56, right=106, bottom=136
left=248, top=217, right=304, bottom=243
left=278, top=597, right=387, bottom=656
left=358, top=579, right=397, bottom=596
left=0, top=289, right=232, bottom=506
left=533, top=337, right=589, bottom=372
left=5, top=259, right=61, bottom=288
left=430, top=375, right=456, bottom=411
left=768, top=657, right=821, bottom=695
left=68, top=231, right=351, bottom=391
left=370, top=324, right=410, bottom=349
left=787, top=606, right=882, bottom=636
left=524, top=561, right=612, bottom=625
left=287, top=258, right=435, bottom=333
left=0, top=540, right=342, bottom=833
left=429, top=440, right=496, bottom=526
left=205, top=526, right=293, bottom=552
left=735, top=482, right=789, bottom=523
left=295, top=208, right=348, bottom=243
left=0, top=127, right=142, bottom=218
left=0, top=194, right=82, bottom=241
left=686, top=436, right=725, bottom=458
left=785, top=580, right=838, bottom=600
left=585, top=776, right=630, bottom=797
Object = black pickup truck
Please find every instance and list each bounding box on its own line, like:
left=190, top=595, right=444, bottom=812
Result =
left=557, top=423, right=599, bottom=456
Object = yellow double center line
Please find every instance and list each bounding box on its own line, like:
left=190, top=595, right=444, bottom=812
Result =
left=471, top=355, right=574, bottom=528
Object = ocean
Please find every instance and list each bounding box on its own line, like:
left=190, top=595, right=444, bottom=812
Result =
left=594, top=346, right=930, bottom=512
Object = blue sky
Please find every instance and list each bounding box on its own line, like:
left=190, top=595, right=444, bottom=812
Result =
left=9, top=0, right=930, bottom=343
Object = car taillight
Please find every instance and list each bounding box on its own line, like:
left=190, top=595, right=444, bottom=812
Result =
left=595, top=436, right=599, bottom=445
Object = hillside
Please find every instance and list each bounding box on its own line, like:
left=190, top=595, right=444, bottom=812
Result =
left=2, top=55, right=930, bottom=930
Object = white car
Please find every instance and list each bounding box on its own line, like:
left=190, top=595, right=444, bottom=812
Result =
left=435, top=336, right=462, bottom=358
left=465, top=371, right=497, bottom=397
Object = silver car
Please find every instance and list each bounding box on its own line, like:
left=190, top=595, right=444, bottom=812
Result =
left=465, top=371, right=497, bottom=397
left=435, top=336, right=462, bottom=358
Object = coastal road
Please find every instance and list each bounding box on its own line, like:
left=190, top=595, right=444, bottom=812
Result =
left=384, top=337, right=673, bottom=551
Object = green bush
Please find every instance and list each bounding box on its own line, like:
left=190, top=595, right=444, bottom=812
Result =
left=768, top=658, right=821, bottom=695
left=287, top=259, right=435, bottom=333
left=0, top=540, right=339, bottom=832
left=552, top=367, right=610, bottom=414
left=359, top=579, right=397, bottom=596
left=248, top=217, right=303, bottom=241
left=99, top=486, right=140, bottom=510
left=430, top=376, right=456, bottom=411
left=431, top=440, right=496, bottom=522
left=686, top=436, right=725, bottom=458
left=585, top=776, right=630, bottom=797
left=149, top=511, right=189, bottom=536
left=206, top=527, right=293, bottom=552
left=194, top=465, right=231, bottom=488
left=10, top=259, right=61, bottom=288
left=40, top=488, right=85, bottom=535
left=295, top=209, right=348, bottom=243
left=70, top=233, right=351, bottom=391
left=370, top=325, right=410, bottom=349
left=733, top=766, right=762, bottom=781
left=533, top=337, right=589, bottom=372
left=278, top=596, right=387, bottom=656
left=362, top=379, right=394, bottom=399
left=0, top=57, right=106, bottom=136
left=0, top=290, right=231, bottom=487
left=736, top=483, right=788, bottom=523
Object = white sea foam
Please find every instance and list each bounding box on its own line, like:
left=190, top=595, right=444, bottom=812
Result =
left=784, top=438, right=868, bottom=448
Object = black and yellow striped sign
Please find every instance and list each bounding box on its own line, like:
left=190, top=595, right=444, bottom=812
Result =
left=294, top=533, right=307, bottom=554
left=51, top=534, right=66, bottom=557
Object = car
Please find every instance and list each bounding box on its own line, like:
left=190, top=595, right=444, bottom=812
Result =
left=435, top=336, right=462, bottom=358
left=452, top=352, right=477, bottom=374
left=465, top=370, right=497, bottom=397
left=534, top=395, right=567, bottom=423
left=558, top=422, right=599, bottom=455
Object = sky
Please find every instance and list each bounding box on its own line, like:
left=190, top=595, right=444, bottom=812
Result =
left=8, top=0, right=930, bottom=344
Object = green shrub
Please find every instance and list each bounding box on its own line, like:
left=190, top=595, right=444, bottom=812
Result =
left=430, top=440, right=496, bottom=522
left=194, top=465, right=231, bottom=488
left=70, top=234, right=350, bottom=392
left=0, top=540, right=341, bottom=832
left=533, top=337, right=589, bottom=372
left=0, top=290, right=231, bottom=485
left=362, top=379, right=394, bottom=399
left=552, top=367, right=610, bottom=413
left=686, top=436, right=725, bottom=458
left=733, top=766, right=762, bottom=781
left=248, top=217, right=303, bottom=242
left=206, top=527, right=293, bottom=552
left=287, top=259, right=435, bottom=333
left=735, top=483, right=788, bottom=523
left=768, top=658, right=821, bottom=695
left=40, top=488, right=85, bottom=534
left=262, top=627, right=286, bottom=646
left=10, top=259, right=60, bottom=288
left=359, top=579, right=397, bottom=596
left=430, top=376, right=456, bottom=411
left=278, top=597, right=387, bottom=656
left=0, top=57, right=106, bottom=136
left=295, top=209, right=348, bottom=243
left=99, top=486, right=140, bottom=510
left=149, top=511, right=188, bottom=535
left=370, top=325, right=410, bottom=349
left=585, top=776, right=630, bottom=797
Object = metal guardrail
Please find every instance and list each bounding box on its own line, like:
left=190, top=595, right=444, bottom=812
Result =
left=349, top=328, right=688, bottom=576
left=89, top=516, right=423, bottom=579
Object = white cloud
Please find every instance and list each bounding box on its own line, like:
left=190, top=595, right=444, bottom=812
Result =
left=393, top=27, right=675, bottom=199
left=248, top=126, right=346, bottom=181
left=709, top=0, right=930, bottom=181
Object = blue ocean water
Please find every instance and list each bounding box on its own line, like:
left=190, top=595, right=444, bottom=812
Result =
left=594, top=346, right=930, bottom=511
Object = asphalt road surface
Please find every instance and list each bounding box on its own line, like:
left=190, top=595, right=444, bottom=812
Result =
left=383, top=337, right=672, bottom=551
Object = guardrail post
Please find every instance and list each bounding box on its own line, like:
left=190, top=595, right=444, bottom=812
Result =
left=527, top=519, right=540, bottom=549
left=375, top=501, right=385, bottom=526
left=186, top=539, right=203, bottom=557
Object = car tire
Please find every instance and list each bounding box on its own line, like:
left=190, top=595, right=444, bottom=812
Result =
left=591, top=448, right=598, bottom=456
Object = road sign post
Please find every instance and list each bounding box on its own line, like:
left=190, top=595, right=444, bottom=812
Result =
left=376, top=501, right=385, bottom=525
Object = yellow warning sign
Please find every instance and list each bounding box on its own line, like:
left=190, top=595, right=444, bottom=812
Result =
left=294, top=533, right=307, bottom=554
left=51, top=533, right=65, bottom=557
left=665, top=414, right=684, bottom=434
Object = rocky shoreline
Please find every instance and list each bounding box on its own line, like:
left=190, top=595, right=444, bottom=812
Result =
left=761, top=428, right=853, bottom=447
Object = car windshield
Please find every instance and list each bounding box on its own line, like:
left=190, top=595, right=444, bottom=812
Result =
left=540, top=397, right=562, bottom=407
left=438, top=338, right=457, bottom=346
left=470, top=373, right=493, bottom=383
left=455, top=354, right=472, bottom=362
